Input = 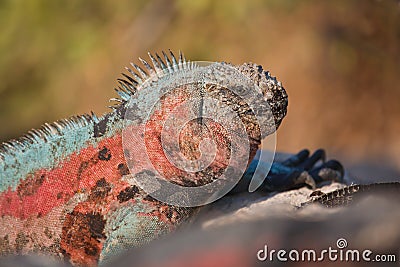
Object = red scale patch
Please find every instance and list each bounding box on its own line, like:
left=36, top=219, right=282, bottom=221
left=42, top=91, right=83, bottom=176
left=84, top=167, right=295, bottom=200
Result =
left=0, top=134, right=128, bottom=219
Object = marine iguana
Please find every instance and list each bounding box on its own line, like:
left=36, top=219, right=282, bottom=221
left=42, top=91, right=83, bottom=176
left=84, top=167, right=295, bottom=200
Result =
left=0, top=50, right=345, bottom=266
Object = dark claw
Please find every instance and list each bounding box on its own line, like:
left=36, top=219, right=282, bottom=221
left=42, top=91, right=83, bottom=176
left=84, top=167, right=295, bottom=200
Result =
left=309, top=160, right=344, bottom=183
left=299, top=149, right=326, bottom=170
left=281, top=149, right=310, bottom=167
left=263, top=170, right=304, bottom=191
left=325, top=160, right=344, bottom=177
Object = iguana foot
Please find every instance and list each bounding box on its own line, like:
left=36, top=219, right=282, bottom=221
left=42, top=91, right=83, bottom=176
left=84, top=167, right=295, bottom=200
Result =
left=233, top=149, right=344, bottom=194
left=230, top=149, right=344, bottom=193
left=263, top=149, right=344, bottom=191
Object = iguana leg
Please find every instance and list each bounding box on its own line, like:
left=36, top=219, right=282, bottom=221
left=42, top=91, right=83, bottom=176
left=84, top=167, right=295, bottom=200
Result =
left=232, top=149, right=344, bottom=193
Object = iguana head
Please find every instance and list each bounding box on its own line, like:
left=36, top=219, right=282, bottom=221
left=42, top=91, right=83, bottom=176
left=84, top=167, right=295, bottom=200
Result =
left=236, top=62, right=288, bottom=131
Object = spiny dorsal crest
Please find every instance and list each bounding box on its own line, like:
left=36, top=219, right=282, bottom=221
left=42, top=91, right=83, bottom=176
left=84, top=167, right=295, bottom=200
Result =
left=112, top=50, right=194, bottom=105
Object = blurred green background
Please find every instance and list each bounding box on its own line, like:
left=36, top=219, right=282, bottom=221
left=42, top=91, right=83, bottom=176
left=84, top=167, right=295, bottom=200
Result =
left=0, top=0, right=399, bottom=181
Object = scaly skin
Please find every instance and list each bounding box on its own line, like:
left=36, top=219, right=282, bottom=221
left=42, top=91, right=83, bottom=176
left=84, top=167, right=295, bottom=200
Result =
left=0, top=51, right=289, bottom=266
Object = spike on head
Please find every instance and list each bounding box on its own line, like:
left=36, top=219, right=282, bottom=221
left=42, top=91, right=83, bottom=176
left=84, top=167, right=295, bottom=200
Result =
left=162, top=50, right=173, bottom=71
left=155, top=53, right=166, bottom=70
left=121, top=73, right=138, bottom=86
left=131, top=63, right=148, bottom=79
left=147, top=52, right=162, bottom=74
left=126, top=66, right=143, bottom=83
left=139, top=57, right=154, bottom=74
left=169, top=50, right=179, bottom=70
left=178, top=50, right=184, bottom=66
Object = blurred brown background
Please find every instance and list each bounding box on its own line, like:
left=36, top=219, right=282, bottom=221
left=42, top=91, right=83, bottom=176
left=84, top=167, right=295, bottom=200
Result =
left=0, top=0, right=399, bottom=182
